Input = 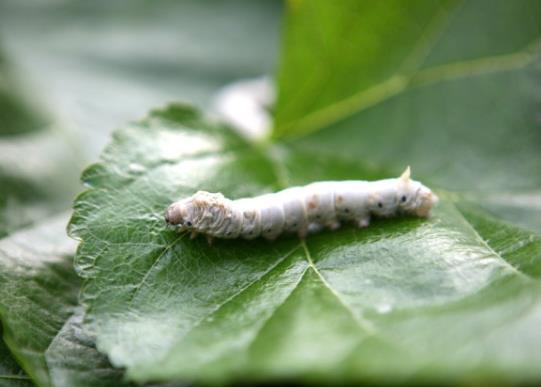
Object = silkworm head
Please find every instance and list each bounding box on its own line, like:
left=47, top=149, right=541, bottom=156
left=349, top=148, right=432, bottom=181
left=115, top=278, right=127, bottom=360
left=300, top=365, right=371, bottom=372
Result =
left=165, top=199, right=195, bottom=229
left=165, top=202, right=183, bottom=226
left=414, top=184, right=439, bottom=217
left=165, top=191, right=226, bottom=230
left=398, top=180, right=438, bottom=217
left=396, top=167, right=438, bottom=217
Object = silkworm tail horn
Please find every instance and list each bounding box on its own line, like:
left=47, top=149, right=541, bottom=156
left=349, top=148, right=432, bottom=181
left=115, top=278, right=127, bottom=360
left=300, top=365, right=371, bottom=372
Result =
left=400, top=166, right=411, bottom=181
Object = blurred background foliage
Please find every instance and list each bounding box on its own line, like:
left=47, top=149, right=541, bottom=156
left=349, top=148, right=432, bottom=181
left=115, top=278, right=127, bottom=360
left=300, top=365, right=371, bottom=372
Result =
left=0, top=0, right=281, bottom=236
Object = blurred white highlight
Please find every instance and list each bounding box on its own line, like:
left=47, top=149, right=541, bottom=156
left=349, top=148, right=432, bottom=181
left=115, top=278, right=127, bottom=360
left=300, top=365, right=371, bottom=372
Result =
left=211, top=76, right=275, bottom=141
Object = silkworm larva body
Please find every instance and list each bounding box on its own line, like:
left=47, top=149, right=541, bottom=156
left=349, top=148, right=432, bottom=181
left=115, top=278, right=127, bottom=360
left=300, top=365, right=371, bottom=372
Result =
left=164, top=167, right=438, bottom=240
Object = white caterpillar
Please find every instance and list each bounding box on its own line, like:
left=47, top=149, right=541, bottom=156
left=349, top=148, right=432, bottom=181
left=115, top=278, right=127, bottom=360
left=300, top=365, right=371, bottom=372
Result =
left=165, top=167, right=438, bottom=241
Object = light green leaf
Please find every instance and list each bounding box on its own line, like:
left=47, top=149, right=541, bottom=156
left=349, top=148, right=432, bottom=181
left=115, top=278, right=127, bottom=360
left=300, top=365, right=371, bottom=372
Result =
left=274, top=0, right=458, bottom=136
left=70, top=105, right=541, bottom=385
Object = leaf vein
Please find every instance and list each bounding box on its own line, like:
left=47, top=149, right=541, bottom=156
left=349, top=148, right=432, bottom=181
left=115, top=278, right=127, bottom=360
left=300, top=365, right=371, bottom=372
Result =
left=165, top=245, right=303, bottom=348
left=300, top=240, right=376, bottom=335
left=128, top=233, right=187, bottom=304
left=454, top=205, right=533, bottom=281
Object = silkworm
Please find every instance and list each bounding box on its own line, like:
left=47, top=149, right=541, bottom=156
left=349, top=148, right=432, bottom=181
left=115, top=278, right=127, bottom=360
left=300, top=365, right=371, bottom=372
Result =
left=164, top=167, right=438, bottom=242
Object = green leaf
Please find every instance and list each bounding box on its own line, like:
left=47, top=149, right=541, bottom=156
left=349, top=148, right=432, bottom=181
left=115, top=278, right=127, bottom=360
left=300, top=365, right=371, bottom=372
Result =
left=0, top=214, right=130, bottom=387
left=0, top=214, right=79, bottom=386
left=70, top=105, right=541, bottom=385
left=0, top=330, right=33, bottom=387
left=274, top=0, right=457, bottom=135
left=0, top=2, right=284, bottom=385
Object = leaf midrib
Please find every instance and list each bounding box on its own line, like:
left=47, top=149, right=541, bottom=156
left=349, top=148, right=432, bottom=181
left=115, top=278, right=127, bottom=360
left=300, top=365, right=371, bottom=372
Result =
left=264, top=145, right=533, bottom=280
left=452, top=205, right=533, bottom=281
left=147, top=244, right=303, bottom=362
left=300, top=239, right=376, bottom=334
left=276, top=35, right=541, bottom=140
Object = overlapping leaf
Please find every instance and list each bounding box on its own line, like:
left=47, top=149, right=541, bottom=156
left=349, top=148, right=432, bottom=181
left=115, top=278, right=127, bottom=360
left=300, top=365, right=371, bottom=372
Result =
left=0, top=214, right=77, bottom=386
left=0, top=214, right=131, bottom=387
left=45, top=308, right=129, bottom=387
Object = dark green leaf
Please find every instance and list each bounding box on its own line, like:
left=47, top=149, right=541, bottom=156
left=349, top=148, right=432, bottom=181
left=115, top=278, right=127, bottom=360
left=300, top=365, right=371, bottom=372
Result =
left=0, top=329, right=33, bottom=387
left=0, top=214, right=130, bottom=387
left=0, top=214, right=79, bottom=386
left=457, top=201, right=541, bottom=277
left=1, top=2, right=284, bottom=385
left=70, top=105, right=541, bottom=385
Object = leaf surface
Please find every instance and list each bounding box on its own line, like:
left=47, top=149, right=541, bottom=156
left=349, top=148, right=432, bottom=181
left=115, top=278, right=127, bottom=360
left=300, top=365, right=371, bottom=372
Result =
left=70, top=105, right=541, bottom=385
